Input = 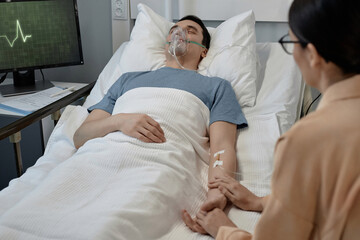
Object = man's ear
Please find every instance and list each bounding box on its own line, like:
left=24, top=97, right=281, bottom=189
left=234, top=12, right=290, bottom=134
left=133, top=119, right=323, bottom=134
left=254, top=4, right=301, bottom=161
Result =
left=307, top=43, right=323, bottom=69
left=201, top=48, right=208, bottom=58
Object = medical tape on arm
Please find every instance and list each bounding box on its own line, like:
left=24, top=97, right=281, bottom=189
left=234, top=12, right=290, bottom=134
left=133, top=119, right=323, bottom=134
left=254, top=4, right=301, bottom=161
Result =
left=213, top=150, right=225, bottom=168
left=212, top=150, right=244, bottom=177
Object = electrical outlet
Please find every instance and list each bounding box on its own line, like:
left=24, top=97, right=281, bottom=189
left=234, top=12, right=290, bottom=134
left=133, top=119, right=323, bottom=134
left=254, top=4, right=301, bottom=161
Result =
left=112, top=0, right=127, bottom=20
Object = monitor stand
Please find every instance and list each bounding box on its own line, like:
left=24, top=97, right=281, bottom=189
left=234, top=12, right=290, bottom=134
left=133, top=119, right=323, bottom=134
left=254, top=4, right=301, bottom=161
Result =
left=0, top=70, right=54, bottom=97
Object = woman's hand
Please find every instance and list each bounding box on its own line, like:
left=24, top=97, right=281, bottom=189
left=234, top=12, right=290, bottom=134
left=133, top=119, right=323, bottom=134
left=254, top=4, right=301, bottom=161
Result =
left=181, top=210, right=208, bottom=234
left=208, top=174, right=264, bottom=212
left=196, top=208, right=237, bottom=238
left=116, top=113, right=166, bottom=143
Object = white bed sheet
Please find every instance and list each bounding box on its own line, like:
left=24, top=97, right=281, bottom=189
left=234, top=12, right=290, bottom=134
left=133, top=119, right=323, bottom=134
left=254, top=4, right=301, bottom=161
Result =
left=0, top=42, right=303, bottom=239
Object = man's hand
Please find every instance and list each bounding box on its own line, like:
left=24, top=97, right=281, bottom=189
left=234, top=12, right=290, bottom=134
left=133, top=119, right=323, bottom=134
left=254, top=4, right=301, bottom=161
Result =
left=196, top=208, right=237, bottom=238
left=200, top=188, right=227, bottom=212
left=117, top=113, right=166, bottom=143
left=208, top=174, right=264, bottom=212
left=182, top=189, right=226, bottom=235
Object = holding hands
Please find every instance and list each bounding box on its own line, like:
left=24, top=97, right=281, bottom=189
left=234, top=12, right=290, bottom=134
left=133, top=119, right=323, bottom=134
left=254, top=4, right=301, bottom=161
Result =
left=208, top=174, right=264, bottom=212
left=182, top=188, right=227, bottom=234
left=182, top=173, right=265, bottom=237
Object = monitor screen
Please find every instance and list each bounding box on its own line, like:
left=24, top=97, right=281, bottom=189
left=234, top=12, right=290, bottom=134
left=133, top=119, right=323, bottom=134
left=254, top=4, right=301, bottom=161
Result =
left=0, top=0, right=83, bottom=96
left=0, top=0, right=83, bottom=73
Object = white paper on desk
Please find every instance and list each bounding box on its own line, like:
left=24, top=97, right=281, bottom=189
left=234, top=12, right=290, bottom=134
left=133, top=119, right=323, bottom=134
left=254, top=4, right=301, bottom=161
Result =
left=0, top=87, right=73, bottom=115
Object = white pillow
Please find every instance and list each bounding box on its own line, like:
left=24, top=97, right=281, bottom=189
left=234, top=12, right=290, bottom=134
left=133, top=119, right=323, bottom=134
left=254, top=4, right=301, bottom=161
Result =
left=198, top=11, right=257, bottom=107
left=118, top=4, right=172, bottom=72
left=93, top=3, right=258, bottom=108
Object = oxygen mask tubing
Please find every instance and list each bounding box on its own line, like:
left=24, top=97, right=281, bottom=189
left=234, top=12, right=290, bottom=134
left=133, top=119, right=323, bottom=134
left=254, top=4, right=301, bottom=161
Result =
left=167, top=26, right=207, bottom=70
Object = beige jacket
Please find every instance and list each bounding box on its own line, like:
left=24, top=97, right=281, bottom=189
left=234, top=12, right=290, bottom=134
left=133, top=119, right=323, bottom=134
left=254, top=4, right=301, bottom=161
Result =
left=217, top=75, right=360, bottom=240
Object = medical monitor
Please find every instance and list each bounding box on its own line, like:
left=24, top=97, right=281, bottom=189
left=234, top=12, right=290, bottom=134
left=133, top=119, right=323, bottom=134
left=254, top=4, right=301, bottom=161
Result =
left=0, top=0, right=83, bottom=96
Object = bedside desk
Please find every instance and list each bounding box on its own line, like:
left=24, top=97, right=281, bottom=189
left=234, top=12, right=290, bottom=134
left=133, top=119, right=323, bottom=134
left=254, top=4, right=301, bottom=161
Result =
left=0, top=80, right=95, bottom=178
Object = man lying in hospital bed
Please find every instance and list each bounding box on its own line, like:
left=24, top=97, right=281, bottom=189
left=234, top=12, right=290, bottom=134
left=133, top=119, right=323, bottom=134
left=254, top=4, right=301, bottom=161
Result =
left=0, top=4, right=304, bottom=239
left=74, top=13, right=248, bottom=223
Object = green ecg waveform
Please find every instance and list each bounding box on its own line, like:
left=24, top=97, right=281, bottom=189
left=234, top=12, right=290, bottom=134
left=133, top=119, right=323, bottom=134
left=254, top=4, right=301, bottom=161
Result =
left=0, top=20, right=32, bottom=47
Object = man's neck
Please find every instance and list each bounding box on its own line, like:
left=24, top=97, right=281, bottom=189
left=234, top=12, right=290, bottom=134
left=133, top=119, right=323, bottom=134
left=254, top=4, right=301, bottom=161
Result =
left=165, top=59, right=198, bottom=71
left=165, top=61, right=183, bottom=69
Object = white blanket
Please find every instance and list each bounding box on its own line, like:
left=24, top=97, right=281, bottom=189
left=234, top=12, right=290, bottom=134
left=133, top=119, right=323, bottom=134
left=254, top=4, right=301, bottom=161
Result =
left=0, top=88, right=213, bottom=240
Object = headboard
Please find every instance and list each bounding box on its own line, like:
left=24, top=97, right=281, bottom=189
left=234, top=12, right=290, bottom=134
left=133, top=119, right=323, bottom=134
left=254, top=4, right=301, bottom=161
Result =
left=129, top=0, right=293, bottom=21
left=112, top=0, right=292, bottom=51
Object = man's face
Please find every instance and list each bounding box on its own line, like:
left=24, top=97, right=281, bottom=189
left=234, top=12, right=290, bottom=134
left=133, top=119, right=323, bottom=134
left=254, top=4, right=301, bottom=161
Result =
left=165, top=20, right=207, bottom=62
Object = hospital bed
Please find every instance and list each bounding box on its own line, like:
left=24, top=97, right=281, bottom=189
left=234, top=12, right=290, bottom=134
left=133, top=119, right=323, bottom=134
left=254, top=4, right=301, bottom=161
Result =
left=0, top=3, right=304, bottom=239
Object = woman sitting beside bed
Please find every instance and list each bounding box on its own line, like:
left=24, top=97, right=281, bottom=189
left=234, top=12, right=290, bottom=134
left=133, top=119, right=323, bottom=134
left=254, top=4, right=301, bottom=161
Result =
left=183, top=0, right=360, bottom=239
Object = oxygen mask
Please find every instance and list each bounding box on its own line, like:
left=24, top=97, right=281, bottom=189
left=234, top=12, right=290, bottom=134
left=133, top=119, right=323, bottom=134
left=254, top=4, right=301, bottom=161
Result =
left=166, top=26, right=207, bottom=70
left=168, top=26, right=188, bottom=57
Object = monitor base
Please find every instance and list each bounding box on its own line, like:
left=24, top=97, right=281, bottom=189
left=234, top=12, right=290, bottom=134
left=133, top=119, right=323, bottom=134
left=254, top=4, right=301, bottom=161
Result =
left=0, top=79, right=54, bottom=97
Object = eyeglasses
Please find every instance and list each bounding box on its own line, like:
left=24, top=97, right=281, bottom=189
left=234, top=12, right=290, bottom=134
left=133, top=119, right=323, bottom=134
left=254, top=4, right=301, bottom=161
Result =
left=278, top=33, right=308, bottom=55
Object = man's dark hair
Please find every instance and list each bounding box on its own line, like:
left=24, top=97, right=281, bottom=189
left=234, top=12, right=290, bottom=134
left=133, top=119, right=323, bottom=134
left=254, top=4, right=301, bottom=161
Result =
left=179, top=15, right=211, bottom=50
left=289, top=0, right=360, bottom=74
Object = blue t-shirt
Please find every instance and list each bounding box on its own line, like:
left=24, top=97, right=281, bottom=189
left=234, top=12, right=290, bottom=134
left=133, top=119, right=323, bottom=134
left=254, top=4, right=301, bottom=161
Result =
left=89, top=67, right=247, bottom=128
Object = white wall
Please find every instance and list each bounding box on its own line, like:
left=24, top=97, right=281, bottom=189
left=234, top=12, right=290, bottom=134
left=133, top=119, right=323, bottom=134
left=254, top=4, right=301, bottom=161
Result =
left=40, top=0, right=113, bottom=84
left=255, top=22, right=288, bottom=43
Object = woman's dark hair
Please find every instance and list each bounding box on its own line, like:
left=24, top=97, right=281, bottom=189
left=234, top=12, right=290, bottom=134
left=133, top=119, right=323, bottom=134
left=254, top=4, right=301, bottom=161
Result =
left=179, top=15, right=211, bottom=50
left=289, top=0, right=360, bottom=74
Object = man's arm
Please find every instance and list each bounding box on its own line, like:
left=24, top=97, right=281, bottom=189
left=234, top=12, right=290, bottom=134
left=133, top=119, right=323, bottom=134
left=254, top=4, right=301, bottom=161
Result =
left=182, top=121, right=238, bottom=233
left=74, top=109, right=116, bottom=149
left=73, top=109, right=165, bottom=149
left=202, top=121, right=238, bottom=211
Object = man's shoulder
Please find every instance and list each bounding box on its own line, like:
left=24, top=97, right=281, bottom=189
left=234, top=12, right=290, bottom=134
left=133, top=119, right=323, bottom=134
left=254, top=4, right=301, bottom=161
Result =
left=195, top=72, right=229, bottom=86
left=122, top=70, right=152, bottom=78
left=115, top=70, right=152, bottom=84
